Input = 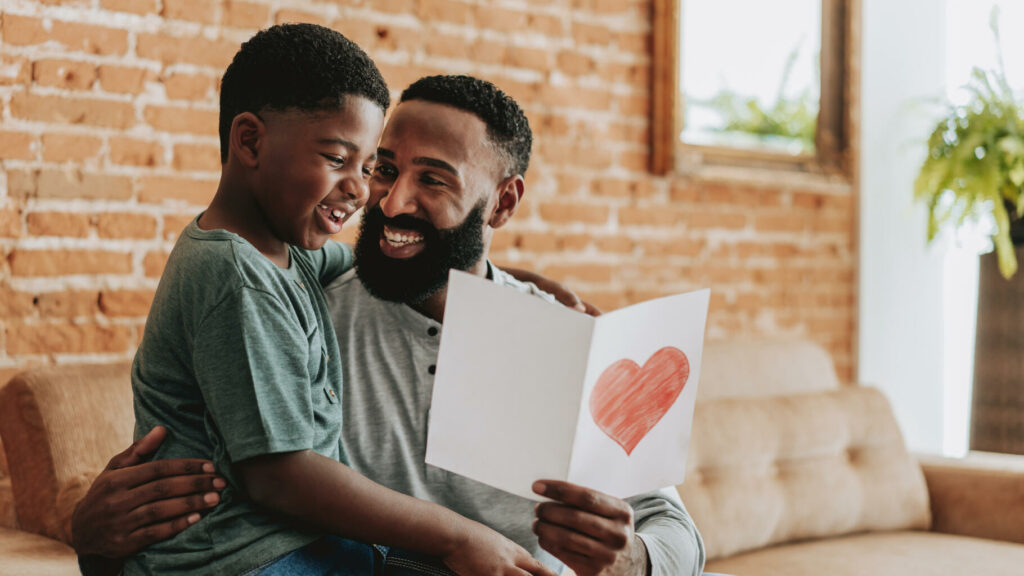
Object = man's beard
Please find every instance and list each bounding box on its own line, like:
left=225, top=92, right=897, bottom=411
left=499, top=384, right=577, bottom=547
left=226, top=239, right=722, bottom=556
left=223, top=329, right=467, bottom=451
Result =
left=354, top=201, right=487, bottom=304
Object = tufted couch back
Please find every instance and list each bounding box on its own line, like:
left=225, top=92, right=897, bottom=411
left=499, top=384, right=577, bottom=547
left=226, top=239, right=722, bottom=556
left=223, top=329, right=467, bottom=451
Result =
left=682, top=339, right=931, bottom=560
left=0, top=363, right=134, bottom=543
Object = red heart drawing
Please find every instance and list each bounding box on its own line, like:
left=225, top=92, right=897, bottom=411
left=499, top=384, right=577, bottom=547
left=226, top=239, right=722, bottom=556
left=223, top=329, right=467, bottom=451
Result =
left=589, top=346, right=689, bottom=455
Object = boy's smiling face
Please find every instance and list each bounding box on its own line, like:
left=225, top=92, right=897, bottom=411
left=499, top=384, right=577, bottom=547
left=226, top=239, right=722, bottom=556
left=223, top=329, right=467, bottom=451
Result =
left=252, top=96, right=385, bottom=251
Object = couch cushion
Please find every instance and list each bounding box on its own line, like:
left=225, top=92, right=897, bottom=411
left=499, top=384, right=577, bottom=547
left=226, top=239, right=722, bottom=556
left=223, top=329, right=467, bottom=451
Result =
left=0, top=363, right=133, bottom=543
left=0, top=526, right=78, bottom=576
left=704, top=531, right=1024, bottom=576
left=698, top=338, right=841, bottom=401
left=680, top=386, right=930, bottom=560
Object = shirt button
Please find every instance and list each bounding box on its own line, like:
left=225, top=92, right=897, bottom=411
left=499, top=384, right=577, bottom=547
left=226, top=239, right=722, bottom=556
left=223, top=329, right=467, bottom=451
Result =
left=328, top=389, right=336, bottom=398
left=428, top=365, right=436, bottom=375
left=298, top=281, right=305, bottom=289
left=427, top=327, right=438, bottom=336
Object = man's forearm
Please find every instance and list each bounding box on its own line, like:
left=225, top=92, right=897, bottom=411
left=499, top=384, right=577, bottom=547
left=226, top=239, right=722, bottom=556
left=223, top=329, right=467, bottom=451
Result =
left=630, top=488, right=706, bottom=576
left=238, top=450, right=473, bottom=555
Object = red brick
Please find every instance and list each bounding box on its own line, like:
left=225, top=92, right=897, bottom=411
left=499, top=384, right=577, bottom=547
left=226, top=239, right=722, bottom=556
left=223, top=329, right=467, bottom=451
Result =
left=0, top=284, right=35, bottom=318
left=639, top=237, right=705, bottom=257
left=34, top=291, right=100, bottom=318
left=515, top=231, right=560, bottom=252
left=0, top=55, right=31, bottom=86
left=163, top=213, right=197, bottom=240
left=2, top=15, right=129, bottom=55
left=6, top=322, right=134, bottom=355
left=173, top=143, right=221, bottom=172
left=557, top=51, right=594, bottom=76
left=0, top=131, right=36, bottom=161
left=505, top=47, right=553, bottom=70
left=144, top=105, right=218, bottom=135
left=475, top=6, right=528, bottom=31
left=99, top=289, right=155, bottom=317
left=593, top=179, right=654, bottom=199
left=595, top=236, right=634, bottom=254
left=138, top=175, right=217, bottom=205
left=95, top=213, right=158, bottom=239
left=527, top=13, right=564, bottom=36
left=41, top=133, right=103, bottom=162
left=6, top=170, right=37, bottom=200
left=0, top=208, right=23, bottom=238
left=9, top=249, right=132, bottom=277
left=275, top=9, right=327, bottom=26
left=101, top=0, right=158, bottom=15
left=97, top=65, right=149, bottom=94
left=618, top=206, right=686, bottom=227
left=26, top=212, right=91, bottom=237
left=619, top=150, right=650, bottom=172
left=544, top=263, right=614, bottom=284
left=223, top=1, right=271, bottom=28
left=109, top=137, right=163, bottom=167
left=755, top=214, right=807, bottom=233
left=416, top=0, right=474, bottom=25
left=688, top=210, right=748, bottom=231
left=538, top=202, right=610, bottom=224
left=10, top=92, right=135, bottom=129
left=143, top=250, right=169, bottom=277
left=37, top=169, right=133, bottom=201
left=137, top=33, right=238, bottom=69
left=162, top=73, right=213, bottom=101
left=571, top=22, right=609, bottom=46
left=162, top=0, right=219, bottom=24
left=425, top=33, right=466, bottom=59
left=32, top=59, right=97, bottom=90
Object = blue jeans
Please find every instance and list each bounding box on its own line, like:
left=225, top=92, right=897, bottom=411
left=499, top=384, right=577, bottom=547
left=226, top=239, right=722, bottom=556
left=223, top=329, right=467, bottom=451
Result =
left=252, top=537, right=457, bottom=576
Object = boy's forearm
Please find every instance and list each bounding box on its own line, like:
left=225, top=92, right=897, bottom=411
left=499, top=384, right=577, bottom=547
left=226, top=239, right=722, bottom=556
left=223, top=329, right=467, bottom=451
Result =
left=237, top=449, right=471, bottom=555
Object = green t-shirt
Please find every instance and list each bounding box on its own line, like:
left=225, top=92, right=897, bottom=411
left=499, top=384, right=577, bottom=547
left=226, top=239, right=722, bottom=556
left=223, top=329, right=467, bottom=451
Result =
left=126, top=216, right=353, bottom=576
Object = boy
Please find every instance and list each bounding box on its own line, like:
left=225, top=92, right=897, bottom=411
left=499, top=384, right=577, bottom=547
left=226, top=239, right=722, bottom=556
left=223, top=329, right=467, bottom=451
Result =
left=127, top=24, right=554, bottom=576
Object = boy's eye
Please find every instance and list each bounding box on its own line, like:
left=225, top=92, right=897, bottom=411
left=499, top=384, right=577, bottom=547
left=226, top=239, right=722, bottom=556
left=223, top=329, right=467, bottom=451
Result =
left=322, top=154, right=345, bottom=166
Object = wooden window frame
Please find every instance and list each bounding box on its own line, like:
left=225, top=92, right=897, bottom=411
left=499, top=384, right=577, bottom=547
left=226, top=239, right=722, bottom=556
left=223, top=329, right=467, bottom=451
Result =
left=652, top=0, right=857, bottom=181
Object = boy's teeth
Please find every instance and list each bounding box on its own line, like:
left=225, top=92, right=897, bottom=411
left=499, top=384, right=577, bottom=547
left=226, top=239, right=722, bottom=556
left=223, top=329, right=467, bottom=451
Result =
left=332, top=209, right=343, bottom=218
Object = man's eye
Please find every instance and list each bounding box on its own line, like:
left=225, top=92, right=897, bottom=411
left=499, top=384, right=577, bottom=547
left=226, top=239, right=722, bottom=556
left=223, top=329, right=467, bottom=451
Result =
left=421, top=176, right=445, bottom=186
left=374, top=165, right=397, bottom=178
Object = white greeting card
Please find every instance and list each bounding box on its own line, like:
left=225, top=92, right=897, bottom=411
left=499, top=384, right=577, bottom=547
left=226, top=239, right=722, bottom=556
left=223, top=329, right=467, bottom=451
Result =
left=424, top=271, right=710, bottom=500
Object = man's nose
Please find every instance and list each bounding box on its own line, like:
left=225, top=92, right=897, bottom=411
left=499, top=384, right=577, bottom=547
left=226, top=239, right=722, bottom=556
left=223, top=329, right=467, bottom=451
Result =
left=378, top=176, right=417, bottom=218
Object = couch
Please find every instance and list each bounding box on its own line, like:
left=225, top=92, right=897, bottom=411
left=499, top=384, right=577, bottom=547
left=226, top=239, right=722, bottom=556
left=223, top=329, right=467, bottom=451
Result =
left=2, top=339, right=1024, bottom=575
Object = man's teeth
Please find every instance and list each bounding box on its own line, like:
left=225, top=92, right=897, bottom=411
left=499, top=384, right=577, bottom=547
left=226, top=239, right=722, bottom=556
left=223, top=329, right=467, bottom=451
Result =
left=383, top=228, right=424, bottom=246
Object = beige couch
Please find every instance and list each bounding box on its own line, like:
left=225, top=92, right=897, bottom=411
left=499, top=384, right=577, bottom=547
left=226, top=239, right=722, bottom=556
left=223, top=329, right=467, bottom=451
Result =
left=2, top=340, right=1024, bottom=575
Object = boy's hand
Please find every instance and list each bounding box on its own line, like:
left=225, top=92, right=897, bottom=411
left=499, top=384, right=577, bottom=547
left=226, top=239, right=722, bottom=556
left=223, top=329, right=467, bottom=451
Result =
left=503, top=267, right=602, bottom=317
left=70, top=426, right=225, bottom=558
left=443, top=523, right=558, bottom=576
left=532, top=480, right=648, bottom=576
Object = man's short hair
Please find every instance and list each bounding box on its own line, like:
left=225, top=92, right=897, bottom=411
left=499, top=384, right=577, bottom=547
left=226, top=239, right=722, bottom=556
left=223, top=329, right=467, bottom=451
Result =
left=219, top=23, right=390, bottom=163
left=400, top=75, right=532, bottom=177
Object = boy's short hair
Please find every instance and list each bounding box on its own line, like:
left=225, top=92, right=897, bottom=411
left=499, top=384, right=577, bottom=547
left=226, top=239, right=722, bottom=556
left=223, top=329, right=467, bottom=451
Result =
left=219, top=23, right=390, bottom=163
left=399, top=75, right=532, bottom=178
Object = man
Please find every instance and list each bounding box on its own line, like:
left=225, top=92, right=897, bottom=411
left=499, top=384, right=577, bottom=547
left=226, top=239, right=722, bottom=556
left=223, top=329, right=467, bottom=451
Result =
left=71, top=75, right=706, bottom=576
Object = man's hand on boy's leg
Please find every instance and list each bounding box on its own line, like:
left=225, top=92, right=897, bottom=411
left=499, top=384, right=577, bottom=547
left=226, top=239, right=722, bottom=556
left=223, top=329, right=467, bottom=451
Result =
left=71, top=426, right=225, bottom=559
left=532, top=480, right=649, bottom=576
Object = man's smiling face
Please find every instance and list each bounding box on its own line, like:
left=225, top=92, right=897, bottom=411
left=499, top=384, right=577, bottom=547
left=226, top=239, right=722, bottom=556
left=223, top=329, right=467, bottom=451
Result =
left=354, top=99, right=508, bottom=303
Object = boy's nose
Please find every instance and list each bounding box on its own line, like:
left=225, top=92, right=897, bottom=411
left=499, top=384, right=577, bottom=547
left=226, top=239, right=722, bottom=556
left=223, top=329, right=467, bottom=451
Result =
left=339, top=175, right=369, bottom=207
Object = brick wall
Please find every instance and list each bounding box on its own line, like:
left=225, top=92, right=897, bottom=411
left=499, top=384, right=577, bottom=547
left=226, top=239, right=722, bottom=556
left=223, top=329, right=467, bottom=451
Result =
left=0, top=0, right=857, bottom=383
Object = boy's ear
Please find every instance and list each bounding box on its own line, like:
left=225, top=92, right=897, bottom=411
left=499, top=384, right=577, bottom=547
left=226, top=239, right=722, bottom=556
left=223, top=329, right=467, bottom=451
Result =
left=488, top=175, right=524, bottom=229
left=229, top=112, right=264, bottom=168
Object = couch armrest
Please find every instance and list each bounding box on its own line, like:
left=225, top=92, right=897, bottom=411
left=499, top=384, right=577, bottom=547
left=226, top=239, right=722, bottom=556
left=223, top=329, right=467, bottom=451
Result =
left=918, top=452, right=1024, bottom=544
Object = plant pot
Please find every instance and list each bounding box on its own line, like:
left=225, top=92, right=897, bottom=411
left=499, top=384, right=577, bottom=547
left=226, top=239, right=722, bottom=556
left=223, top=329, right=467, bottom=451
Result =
left=970, top=243, right=1024, bottom=454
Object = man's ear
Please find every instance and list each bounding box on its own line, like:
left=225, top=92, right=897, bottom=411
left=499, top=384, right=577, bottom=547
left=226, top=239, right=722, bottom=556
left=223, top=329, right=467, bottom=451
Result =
left=489, top=175, right=524, bottom=229
left=229, top=112, right=264, bottom=169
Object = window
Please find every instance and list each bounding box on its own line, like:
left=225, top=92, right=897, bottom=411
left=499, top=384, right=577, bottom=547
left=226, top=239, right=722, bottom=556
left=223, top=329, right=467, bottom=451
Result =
left=652, top=0, right=855, bottom=178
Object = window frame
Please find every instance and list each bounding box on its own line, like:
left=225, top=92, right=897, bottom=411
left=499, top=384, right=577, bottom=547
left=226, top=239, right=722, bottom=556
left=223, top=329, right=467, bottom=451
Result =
left=651, top=0, right=858, bottom=181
